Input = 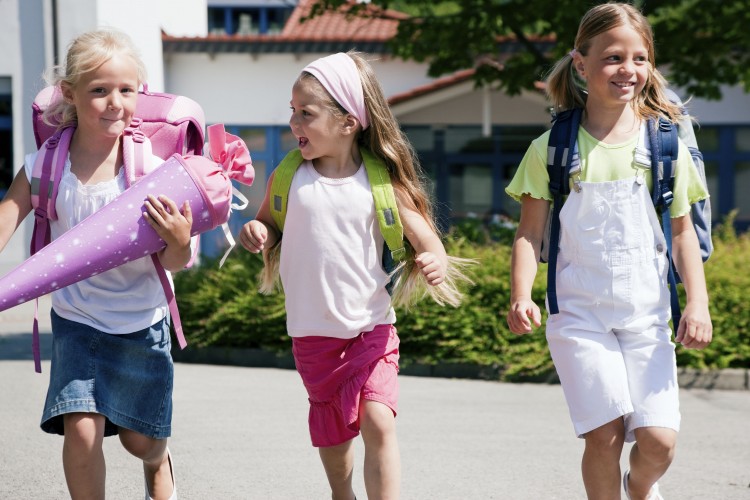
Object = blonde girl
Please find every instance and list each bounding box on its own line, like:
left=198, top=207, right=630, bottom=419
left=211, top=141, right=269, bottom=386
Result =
left=240, top=51, right=470, bottom=500
left=0, top=30, right=189, bottom=499
left=506, top=3, right=712, bottom=499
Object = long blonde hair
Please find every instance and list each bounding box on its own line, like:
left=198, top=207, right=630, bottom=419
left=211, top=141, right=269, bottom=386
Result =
left=259, top=51, right=472, bottom=307
left=43, top=29, right=147, bottom=129
left=545, top=2, right=683, bottom=122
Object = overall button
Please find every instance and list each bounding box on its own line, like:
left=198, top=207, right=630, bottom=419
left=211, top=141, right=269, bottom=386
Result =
left=656, top=243, right=665, bottom=253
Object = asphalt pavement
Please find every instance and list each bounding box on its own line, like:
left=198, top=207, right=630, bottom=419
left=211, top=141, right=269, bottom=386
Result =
left=1, top=297, right=748, bottom=499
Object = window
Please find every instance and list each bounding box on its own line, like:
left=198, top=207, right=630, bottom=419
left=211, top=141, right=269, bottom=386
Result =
left=208, top=4, right=294, bottom=35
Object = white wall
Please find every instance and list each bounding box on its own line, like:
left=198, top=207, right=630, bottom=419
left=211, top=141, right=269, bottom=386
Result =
left=156, top=0, right=208, bottom=38
left=53, top=0, right=207, bottom=92
left=682, top=86, right=750, bottom=125
left=165, top=52, right=440, bottom=126
left=1, top=0, right=28, bottom=273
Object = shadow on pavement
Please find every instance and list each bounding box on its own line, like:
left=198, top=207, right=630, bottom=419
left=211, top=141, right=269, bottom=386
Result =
left=0, top=333, right=52, bottom=360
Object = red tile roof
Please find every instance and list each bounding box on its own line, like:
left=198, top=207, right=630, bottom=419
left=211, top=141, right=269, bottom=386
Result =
left=281, top=0, right=406, bottom=42
left=389, top=69, right=477, bottom=105
left=388, top=68, right=546, bottom=106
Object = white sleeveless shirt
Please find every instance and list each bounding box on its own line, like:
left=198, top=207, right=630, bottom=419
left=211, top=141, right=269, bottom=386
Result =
left=279, top=160, right=396, bottom=339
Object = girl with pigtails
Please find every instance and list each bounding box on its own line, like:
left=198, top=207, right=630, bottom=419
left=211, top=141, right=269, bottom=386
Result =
left=506, top=3, right=711, bottom=499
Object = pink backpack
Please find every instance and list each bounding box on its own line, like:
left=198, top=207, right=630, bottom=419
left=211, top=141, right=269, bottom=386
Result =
left=28, top=84, right=206, bottom=372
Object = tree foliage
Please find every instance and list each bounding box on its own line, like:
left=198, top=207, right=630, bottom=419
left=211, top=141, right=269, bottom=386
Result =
left=308, top=0, right=750, bottom=100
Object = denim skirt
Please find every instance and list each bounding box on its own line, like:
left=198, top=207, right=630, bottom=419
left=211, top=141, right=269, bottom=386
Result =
left=40, top=309, right=174, bottom=439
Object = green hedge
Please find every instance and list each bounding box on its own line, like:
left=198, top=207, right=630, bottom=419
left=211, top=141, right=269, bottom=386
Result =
left=175, top=216, right=749, bottom=380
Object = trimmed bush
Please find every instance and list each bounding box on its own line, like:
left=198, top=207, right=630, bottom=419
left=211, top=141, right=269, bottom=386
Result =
left=176, top=216, right=749, bottom=381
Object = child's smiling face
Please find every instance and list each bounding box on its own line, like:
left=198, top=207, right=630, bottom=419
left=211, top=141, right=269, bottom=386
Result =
left=63, top=52, right=139, bottom=139
left=574, top=24, right=650, bottom=108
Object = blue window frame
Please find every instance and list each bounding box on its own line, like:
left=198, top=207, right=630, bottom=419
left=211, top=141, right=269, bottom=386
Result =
left=208, top=5, right=293, bottom=35
left=200, top=125, right=296, bottom=258
left=404, top=124, right=544, bottom=229
left=695, top=125, right=750, bottom=229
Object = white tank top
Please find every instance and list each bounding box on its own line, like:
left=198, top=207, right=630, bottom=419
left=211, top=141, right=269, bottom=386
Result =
left=279, top=160, right=396, bottom=339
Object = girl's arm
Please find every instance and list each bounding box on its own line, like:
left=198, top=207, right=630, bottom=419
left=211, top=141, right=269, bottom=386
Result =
left=0, top=169, right=34, bottom=253
left=239, top=171, right=280, bottom=254
left=145, top=194, right=193, bottom=272
left=670, top=214, right=712, bottom=349
left=507, top=195, right=549, bottom=335
left=394, top=186, right=447, bottom=286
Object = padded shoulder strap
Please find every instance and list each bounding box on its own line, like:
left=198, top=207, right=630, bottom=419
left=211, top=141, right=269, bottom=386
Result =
left=30, top=127, right=75, bottom=253
left=547, top=108, right=583, bottom=197
left=647, top=117, right=678, bottom=208
left=269, top=149, right=304, bottom=233
left=647, top=116, right=682, bottom=325
left=361, top=148, right=406, bottom=262
left=121, top=118, right=156, bottom=186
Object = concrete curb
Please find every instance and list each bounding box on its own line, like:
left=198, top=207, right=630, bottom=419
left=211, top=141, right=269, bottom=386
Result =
left=172, top=345, right=750, bottom=391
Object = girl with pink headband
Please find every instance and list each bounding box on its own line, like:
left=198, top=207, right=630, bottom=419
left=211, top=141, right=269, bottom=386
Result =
left=240, top=51, right=472, bottom=499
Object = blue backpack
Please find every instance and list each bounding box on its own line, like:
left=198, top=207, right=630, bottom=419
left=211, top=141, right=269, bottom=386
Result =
left=544, top=91, right=712, bottom=326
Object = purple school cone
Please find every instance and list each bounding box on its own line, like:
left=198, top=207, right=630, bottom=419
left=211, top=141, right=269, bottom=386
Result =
left=0, top=125, right=252, bottom=369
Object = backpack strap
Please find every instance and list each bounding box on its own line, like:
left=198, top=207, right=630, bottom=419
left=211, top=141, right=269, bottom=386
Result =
left=30, top=127, right=74, bottom=254
left=122, top=119, right=187, bottom=350
left=269, top=148, right=406, bottom=263
left=545, top=108, right=582, bottom=315
left=269, top=149, right=303, bottom=233
left=648, top=116, right=682, bottom=327
left=151, top=254, right=188, bottom=349
left=29, top=126, right=74, bottom=373
left=121, top=118, right=154, bottom=184
left=361, top=148, right=406, bottom=263
left=124, top=118, right=189, bottom=349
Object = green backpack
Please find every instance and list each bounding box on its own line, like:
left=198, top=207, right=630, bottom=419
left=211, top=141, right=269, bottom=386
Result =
left=269, top=148, right=408, bottom=282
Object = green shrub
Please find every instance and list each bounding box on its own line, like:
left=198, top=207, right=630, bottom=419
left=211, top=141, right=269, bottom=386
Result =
left=175, top=216, right=749, bottom=380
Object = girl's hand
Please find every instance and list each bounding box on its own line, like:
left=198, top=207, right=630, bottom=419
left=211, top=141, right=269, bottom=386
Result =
left=144, top=194, right=192, bottom=248
left=239, top=220, right=268, bottom=253
left=415, top=251, right=446, bottom=286
left=675, top=301, right=712, bottom=349
left=507, top=298, right=542, bottom=335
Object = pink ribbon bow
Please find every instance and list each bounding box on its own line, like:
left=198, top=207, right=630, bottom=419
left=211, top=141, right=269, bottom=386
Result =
left=207, top=124, right=254, bottom=185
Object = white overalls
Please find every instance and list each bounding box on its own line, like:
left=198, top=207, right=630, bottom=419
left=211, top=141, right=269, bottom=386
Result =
left=545, top=173, right=681, bottom=441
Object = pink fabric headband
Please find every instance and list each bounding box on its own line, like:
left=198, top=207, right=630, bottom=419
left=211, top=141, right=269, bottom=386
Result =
left=303, top=53, right=370, bottom=130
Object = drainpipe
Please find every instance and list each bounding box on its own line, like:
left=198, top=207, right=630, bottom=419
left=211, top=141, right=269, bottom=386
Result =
left=482, top=85, right=491, bottom=137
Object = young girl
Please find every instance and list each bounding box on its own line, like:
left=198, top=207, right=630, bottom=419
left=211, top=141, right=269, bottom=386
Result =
left=0, top=30, right=189, bottom=499
left=239, top=51, right=470, bottom=500
left=505, top=3, right=712, bottom=499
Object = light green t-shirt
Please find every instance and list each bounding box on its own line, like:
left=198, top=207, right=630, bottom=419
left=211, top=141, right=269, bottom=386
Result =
left=505, top=126, right=709, bottom=218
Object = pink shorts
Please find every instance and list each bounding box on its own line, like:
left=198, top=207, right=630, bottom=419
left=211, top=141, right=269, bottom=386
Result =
left=292, top=324, right=400, bottom=447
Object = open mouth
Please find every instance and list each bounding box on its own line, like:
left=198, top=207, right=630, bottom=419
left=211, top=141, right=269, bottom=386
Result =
left=299, top=137, right=309, bottom=148
left=613, top=82, right=635, bottom=88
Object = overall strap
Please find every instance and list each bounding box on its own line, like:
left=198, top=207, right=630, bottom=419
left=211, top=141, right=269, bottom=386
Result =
left=361, top=148, right=406, bottom=263
left=648, top=117, right=681, bottom=327
left=546, top=108, right=582, bottom=315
